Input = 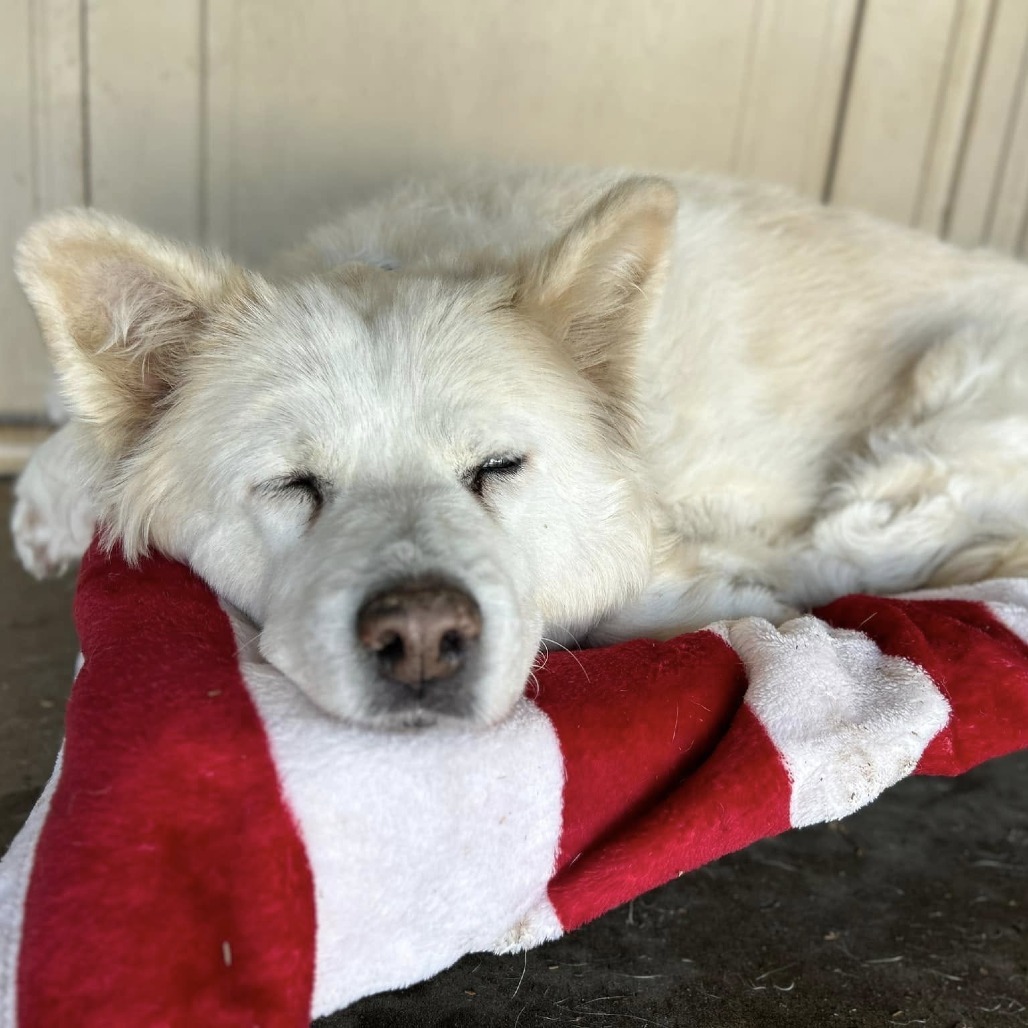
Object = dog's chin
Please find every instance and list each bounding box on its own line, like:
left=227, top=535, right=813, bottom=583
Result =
left=356, top=706, right=464, bottom=732
left=259, top=654, right=520, bottom=731
left=301, top=700, right=517, bottom=733
left=345, top=693, right=522, bottom=732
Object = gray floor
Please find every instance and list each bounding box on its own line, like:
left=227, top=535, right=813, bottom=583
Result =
left=0, top=480, right=77, bottom=851
left=1, top=477, right=1025, bottom=1028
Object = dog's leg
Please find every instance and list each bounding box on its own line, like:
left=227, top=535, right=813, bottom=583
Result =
left=797, top=319, right=1028, bottom=602
left=11, top=423, right=95, bottom=578
left=589, top=541, right=801, bottom=644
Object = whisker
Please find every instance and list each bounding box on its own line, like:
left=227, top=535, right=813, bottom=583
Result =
left=524, top=670, right=541, bottom=700
left=541, top=636, right=591, bottom=684
left=232, top=626, right=263, bottom=657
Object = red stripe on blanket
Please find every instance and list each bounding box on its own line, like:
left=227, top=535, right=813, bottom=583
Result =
left=17, top=546, right=315, bottom=1028
left=533, top=630, right=791, bottom=932
left=814, top=595, right=1028, bottom=776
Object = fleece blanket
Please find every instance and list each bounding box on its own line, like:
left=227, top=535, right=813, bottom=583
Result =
left=1, top=545, right=1027, bottom=1026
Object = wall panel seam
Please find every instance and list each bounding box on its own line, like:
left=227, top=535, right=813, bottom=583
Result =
left=79, top=0, right=92, bottom=206
left=821, top=0, right=867, bottom=203
left=941, top=0, right=997, bottom=239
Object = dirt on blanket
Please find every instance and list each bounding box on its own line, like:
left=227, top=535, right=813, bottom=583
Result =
left=1, top=477, right=1024, bottom=1028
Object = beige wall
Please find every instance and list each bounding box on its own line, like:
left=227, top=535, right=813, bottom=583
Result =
left=3, top=0, right=1027, bottom=417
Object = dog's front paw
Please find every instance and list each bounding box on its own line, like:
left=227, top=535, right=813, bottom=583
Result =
left=11, top=448, right=95, bottom=579
left=12, top=487, right=93, bottom=579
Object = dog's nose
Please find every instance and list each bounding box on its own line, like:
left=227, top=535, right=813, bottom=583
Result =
left=356, top=581, right=482, bottom=689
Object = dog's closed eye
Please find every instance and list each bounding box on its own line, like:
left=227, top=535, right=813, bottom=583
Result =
left=258, top=474, right=326, bottom=516
left=465, top=455, right=525, bottom=497
left=283, top=473, right=325, bottom=507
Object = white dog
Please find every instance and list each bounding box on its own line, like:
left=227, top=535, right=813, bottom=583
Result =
left=12, top=167, right=1028, bottom=728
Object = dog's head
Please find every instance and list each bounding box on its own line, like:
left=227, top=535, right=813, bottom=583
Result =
left=16, top=178, right=676, bottom=728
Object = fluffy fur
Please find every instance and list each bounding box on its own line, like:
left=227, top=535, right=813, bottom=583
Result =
left=12, top=167, right=1028, bottom=727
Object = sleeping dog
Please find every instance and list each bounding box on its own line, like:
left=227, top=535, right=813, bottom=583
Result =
left=12, top=168, right=1028, bottom=726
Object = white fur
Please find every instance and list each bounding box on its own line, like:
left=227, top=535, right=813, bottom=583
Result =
left=12, top=427, right=94, bottom=579
left=12, top=167, right=1028, bottom=726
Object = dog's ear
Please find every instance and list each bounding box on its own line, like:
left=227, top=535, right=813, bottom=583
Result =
left=516, top=177, right=677, bottom=404
left=16, top=209, right=259, bottom=453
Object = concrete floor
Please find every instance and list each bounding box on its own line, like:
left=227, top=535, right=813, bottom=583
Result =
left=0, top=479, right=77, bottom=851
left=1, top=477, right=1025, bottom=1027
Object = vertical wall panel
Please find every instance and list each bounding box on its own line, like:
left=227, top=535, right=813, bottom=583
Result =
left=206, top=0, right=751, bottom=260
left=203, top=0, right=239, bottom=254
left=830, top=0, right=969, bottom=224
left=985, top=60, right=1028, bottom=253
left=0, top=1, right=38, bottom=418
left=947, top=0, right=1028, bottom=248
left=0, top=0, right=82, bottom=419
left=206, top=0, right=854, bottom=263
left=913, top=0, right=993, bottom=233
left=734, top=0, right=859, bottom=197
left=86, top=0, right=204, bottom=241
left=32, top=0, right=86, bottom=213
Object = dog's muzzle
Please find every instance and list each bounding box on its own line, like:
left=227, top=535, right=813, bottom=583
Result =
left=257, top=482, right=537, bottom=727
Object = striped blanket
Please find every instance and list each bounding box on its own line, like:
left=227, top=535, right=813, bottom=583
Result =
left=2, top=544, right=1026, bottom=1026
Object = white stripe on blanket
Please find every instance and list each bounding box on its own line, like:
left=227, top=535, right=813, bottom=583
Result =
left=0, top=749, right=64, bottom=1028
left=229, top=610, right=565, bottom=1018
left=712, top=617, right=949, bottom=828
